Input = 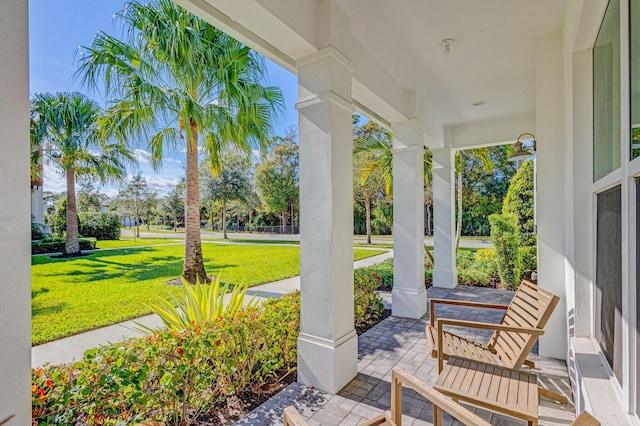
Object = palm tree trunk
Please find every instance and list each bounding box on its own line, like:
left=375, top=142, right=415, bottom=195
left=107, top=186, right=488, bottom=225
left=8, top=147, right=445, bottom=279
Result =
left=290, top=201, right=295, bottom=234
left=65, top=168, right=81, bottom=255
left=182, top=125, right=208, bottom=284
left=365, top=196, right=372, bottom=245
left=222, top=199, right=228, bottom=239
left=249, top=209, right=253, bottom=233
left=454, top=170, right=462, bottom=252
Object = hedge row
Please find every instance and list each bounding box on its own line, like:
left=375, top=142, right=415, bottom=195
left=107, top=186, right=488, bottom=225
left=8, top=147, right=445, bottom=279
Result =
left=31, top=238, right=97, bottom=255
left=78, top=212, right=121, bottom=240
left=32, top=294, right=300, bottom=425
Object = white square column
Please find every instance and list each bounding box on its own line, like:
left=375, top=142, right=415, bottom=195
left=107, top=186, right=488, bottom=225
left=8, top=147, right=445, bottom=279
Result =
left=391, top=120, right=427, bottom=318
left=0, top=0, right=31, bottom=423
left=432, top=148, right=458, bottom=288
left=535, top=31, right=567, bottom=360
left=296, top=47, right=357, bottom=394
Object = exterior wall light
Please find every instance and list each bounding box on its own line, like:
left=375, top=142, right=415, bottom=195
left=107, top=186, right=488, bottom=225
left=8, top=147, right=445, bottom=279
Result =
left=508, top=133, right=536, bottom=162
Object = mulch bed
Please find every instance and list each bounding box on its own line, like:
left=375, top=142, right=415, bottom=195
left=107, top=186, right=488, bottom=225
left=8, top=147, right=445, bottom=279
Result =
left=196, top=368, right=298, bottom=425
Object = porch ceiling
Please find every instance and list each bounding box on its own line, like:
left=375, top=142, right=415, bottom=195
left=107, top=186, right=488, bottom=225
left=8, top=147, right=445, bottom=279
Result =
left=177, top=0, right=566, bottom=134
left=338, top=0, right=566, bottom=127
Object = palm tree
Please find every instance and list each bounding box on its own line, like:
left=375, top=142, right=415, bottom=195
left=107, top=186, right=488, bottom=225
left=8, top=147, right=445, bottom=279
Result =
left=78, top=0, right=283, bottom=283
left=30, top=92, right=132, bottom=256
left=353, top=118, right=432, bottom=247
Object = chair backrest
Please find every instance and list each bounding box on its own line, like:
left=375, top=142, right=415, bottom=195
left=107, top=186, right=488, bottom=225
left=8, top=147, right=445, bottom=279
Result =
left=487, top=280, right=560, bottom=369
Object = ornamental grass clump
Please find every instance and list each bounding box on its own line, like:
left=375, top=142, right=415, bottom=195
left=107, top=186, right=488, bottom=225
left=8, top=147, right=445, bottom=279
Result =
left=32, top=293, right=300, bottom=426
left=142, top=275, right=257, bottom=332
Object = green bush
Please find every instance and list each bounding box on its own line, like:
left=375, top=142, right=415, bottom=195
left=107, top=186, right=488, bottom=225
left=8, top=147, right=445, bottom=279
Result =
left=519, top=245, right=537, bottom=274
left=78, top=212, right=120, bottom=240
left=32, top=293, right=300, bottom=426
left=503, top=160, right=535, bottom=247
left=356, top=259, right=394, bottom=290
left=31, top=223, right=47, bottom=240
left=489, top=213, right=522, bottom=289
left=354, top=270, right=385, bottom=331
left=31, top=237, right=96, bottom=255
left=456, top=250, right=495, bottom=286
left=474, top=248, right=496, bottom=263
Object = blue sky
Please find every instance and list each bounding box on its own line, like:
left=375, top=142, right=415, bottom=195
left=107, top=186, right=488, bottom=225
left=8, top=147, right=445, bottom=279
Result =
left=29, top=0, right=298, bottom=196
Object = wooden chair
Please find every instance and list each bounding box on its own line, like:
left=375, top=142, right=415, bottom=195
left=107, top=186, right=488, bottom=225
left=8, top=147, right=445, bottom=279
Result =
left=426, top=280, right=566, bottom=404
left=284, top=369, right=599, bottom=426
left=283, top=367, right=492, bottom=426
left=427, top=280, right=559, bottom=370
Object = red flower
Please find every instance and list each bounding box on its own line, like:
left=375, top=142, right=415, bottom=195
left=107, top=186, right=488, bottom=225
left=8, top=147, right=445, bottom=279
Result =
left=45, top=379, right=53, bottom=388
left=37, top=388, right=45, bottom=396
left=176, top=347, right=184, bottom=356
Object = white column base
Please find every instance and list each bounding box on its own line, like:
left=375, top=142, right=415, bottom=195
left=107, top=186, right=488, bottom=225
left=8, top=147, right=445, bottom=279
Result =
left=433, top=268, right=458, bottom=289
left=297, top=330, right=358, bottom=394
left=391, top=287, right=427, bottom=318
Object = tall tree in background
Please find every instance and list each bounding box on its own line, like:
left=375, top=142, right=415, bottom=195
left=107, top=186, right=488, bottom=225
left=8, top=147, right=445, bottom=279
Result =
left=78, top=0, right=283, bottom=283
left=77, top=179, right=109, bottom=213
left=30, top=92, right=131, bottom=256
left=460, top=146, right=516, bottom=237
left=200, top=153, right=252, bottom=239
left=255, top=134, right=299, bottom=234
left=159, top=179, right=185, bottom=231
left=454, top=149, right=493, bottom=251
left=115, top=174, right=157, bottom=237
left=353, top=151, right=385, bottom=244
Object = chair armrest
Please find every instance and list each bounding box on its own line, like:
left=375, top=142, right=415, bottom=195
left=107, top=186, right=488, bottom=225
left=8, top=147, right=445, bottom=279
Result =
left=436, top=319, right=544, bottom=372
left=429, top=298, right=509, bottom=326
left=437, top=318, right=545, bottom=335
left=391, top=368, right=491, bottom=426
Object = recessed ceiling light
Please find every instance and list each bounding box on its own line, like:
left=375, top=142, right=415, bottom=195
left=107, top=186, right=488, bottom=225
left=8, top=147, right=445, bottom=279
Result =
left=441, top=38, right=454, bottom=56
left=472, top=100, right=485, bottom=106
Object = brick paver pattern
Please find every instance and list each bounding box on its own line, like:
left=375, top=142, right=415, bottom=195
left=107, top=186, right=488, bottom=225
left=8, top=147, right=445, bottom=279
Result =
left=235, top=286, right=576, bottom=426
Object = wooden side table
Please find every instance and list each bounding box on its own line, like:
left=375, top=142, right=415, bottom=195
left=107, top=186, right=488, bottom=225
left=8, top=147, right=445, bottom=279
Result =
left=434, top=356, right=539, bottom=426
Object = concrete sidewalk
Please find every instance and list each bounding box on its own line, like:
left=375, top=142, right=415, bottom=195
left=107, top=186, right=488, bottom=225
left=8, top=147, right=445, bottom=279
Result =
left=32, top=250, right=394, bottom=368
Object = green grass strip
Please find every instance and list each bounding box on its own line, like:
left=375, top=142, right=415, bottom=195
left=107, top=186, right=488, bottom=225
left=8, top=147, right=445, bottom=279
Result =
left=32, top=244, right=384, bottom=345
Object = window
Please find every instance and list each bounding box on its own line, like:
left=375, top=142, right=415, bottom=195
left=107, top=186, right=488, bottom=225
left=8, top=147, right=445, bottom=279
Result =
left=594, top=0, right=621, bottom=181
left=595, top=185, right=623, bottom=384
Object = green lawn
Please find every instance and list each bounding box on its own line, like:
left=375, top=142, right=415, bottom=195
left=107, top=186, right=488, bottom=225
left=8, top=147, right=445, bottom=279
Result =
left=32, top=243, right=385, bottom=345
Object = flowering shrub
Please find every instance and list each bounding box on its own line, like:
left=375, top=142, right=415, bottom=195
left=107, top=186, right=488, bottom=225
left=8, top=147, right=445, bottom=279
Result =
left=354, top=270, right=385, bottom=331
left=32, top=293, right=299, bottom=426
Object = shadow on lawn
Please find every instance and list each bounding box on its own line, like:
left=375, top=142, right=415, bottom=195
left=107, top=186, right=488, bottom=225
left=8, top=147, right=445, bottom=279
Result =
left=34, top=247, right=240, bottom=284
left=32, top=300, right=66, bottom=318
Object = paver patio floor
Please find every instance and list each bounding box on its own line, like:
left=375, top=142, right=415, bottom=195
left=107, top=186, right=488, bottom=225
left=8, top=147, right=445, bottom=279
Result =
left=236, top=286, right=575, bottom=426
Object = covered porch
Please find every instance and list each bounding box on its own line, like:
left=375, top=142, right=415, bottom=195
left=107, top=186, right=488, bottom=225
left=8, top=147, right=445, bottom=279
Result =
left=1, top=0, right=638, bottom=424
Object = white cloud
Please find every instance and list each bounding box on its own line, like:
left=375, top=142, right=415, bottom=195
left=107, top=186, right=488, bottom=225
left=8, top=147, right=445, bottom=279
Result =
left=251, top=149, right=261, bottom=164
left=165, top=157, right=183, bottom=165
left=145, top=176, right=181, bottom=196
left=133, top=149, right=153, bottom=163
left=42, top=166, right=66, bottom=193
